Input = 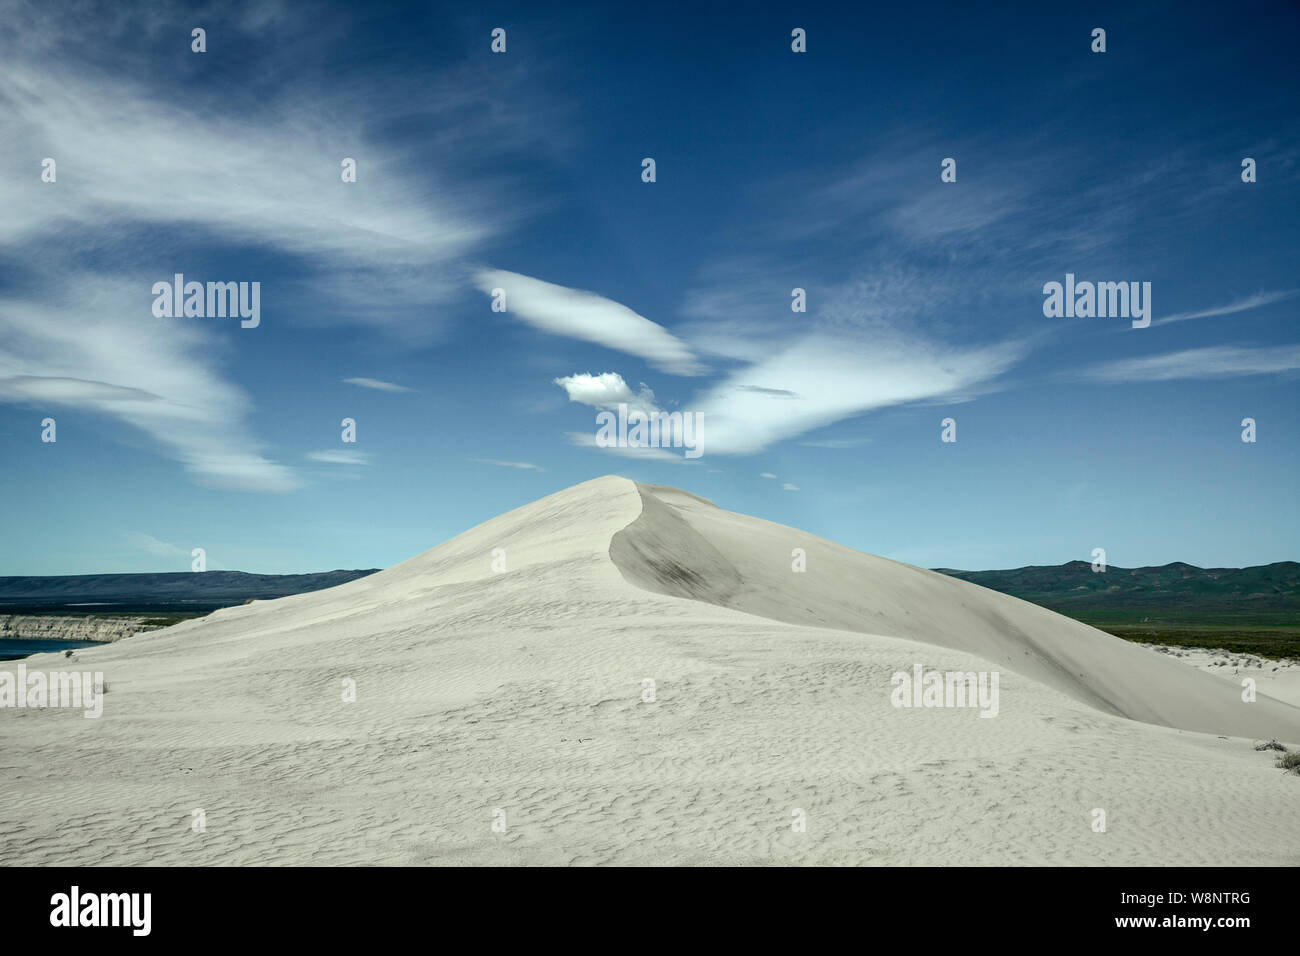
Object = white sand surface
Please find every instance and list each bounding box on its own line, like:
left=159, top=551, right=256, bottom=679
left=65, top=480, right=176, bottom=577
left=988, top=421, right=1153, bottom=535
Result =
left=1141, top=643, right=1300, bottom=710
left=2, top=476, right=1297, bottom=865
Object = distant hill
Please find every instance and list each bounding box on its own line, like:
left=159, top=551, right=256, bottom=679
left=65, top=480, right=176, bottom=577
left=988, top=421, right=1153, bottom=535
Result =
left=934, top=561, right=1300, bottom=614
left=0, top=570, right=380, bottom=615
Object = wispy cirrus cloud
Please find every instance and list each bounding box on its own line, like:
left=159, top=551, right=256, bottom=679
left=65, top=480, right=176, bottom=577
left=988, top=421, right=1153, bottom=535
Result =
left=1152, top=290, right=1299, bottom=327
left=660, top=139, right=1065, bottom=459
left=343, top=378, right=415, bottom=393
left=661, top=132, right=1269, bottom=459
left=469, top=458, right=545, bottom=471
left=478, top=270, right=706, bottom=376
left=0, top=276, right=299, bottom=492
left=547, top=329, right=1025, bottom=460
left=547, top=258, right=1032, bottom=458
left=306, top=450, right=371, bottom=465
left=0, top=0, right=526, bottom=491
left=688, top=332, right=1028, bottom=456
left=0, top=62, right=490, bottom=300
left=125, top=532, right=187, bottom=558
left=1079, top=344, right=1300, bottom=383
left=562, top=431, right=696, bottom=464
left=0, top=377, right=165, bottom=404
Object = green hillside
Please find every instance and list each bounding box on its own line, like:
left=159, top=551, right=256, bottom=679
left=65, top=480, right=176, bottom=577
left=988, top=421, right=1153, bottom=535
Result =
left=935, top=561, right=1300, bottom=658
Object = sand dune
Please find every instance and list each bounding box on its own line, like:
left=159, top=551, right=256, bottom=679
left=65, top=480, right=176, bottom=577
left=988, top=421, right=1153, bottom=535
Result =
left=612, top=483, right=1300, bottom=738
left=2, top=476, right=1297, bottom=866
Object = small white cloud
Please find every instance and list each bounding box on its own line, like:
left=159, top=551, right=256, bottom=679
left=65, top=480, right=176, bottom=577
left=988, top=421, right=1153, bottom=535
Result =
left=760, top=472, right=778, bottom=479
left=307, top=450, right=371, bottom=465
left=782, top=483, right=799, bottom=491
left=553, top=372, right=657, bottom=415
left=343, top=377, right=414, bottom=393
left=469, top=457, right=545, bottom=471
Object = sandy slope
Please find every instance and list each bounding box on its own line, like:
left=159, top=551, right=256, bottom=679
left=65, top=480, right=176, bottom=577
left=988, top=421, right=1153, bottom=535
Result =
left=1, top=476, right=1297, bottom=866
left=612, top=484, right=1300, bottom=739
left=1142, top=643, right=1300, bottom=710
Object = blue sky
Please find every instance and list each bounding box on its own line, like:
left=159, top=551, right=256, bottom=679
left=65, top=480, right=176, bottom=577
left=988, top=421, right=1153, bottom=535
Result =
left=1, top=0, right=1297, bottom=575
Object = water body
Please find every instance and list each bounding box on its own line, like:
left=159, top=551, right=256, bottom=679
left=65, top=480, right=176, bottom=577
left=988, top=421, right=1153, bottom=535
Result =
left=0, top=639, right=103, bottom=662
